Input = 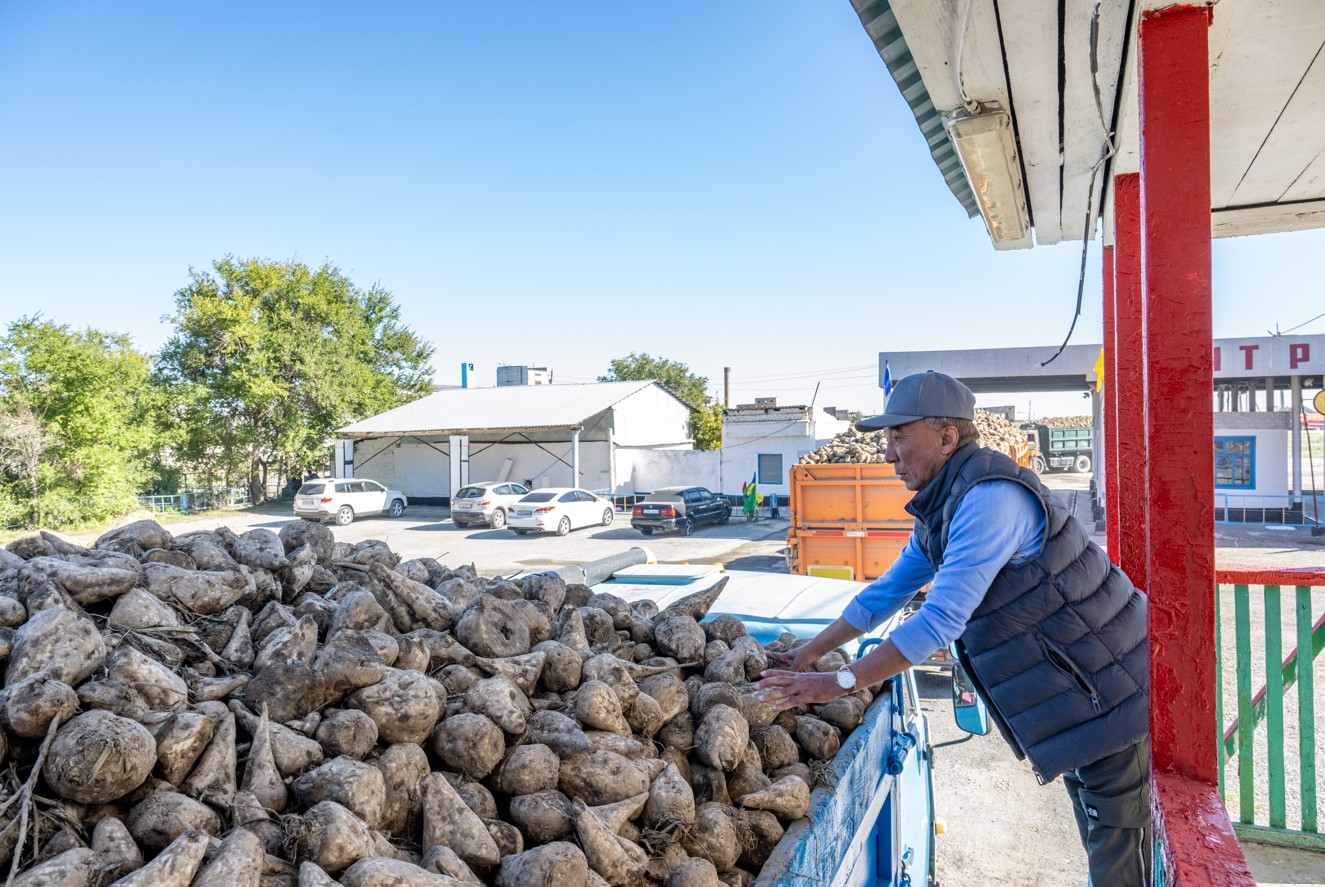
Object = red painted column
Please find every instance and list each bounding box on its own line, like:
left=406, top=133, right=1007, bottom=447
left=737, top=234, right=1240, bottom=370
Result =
left=1113, top=173, right=1147, bottom=585
left=1139, top=0, right=1216, bottom=786
left=1102, top=245, right=1120, bottom=564
left=1140, top=9, right=1255, bottom=883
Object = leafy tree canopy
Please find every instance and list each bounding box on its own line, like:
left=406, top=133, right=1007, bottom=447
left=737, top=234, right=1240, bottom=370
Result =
left=0, top=316, right=161, bottom=527
left=156, top=257, right=435, bottom=500
left=599, top=352, right=722, bottom=450
left=598, top=353, right=709, bottom=407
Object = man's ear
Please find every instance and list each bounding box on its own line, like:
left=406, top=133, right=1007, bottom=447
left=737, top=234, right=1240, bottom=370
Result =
left=940, top=425, right=961, bottom=453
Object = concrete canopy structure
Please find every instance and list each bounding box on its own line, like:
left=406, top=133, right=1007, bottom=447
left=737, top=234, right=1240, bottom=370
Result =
left=336, top=381, right=694, bottom=502
left=854, top=1, right=1325, bottom=881
left=854, top=0, right=1325, bottom=250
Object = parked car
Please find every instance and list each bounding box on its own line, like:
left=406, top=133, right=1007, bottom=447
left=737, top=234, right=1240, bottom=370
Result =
left=506, top=488, right=615, bottom=536
left=450, top=481, right=531, bottom=529
left=293, top=478, right=407, bottom=526
left=630, top=486, right=730, bottom=536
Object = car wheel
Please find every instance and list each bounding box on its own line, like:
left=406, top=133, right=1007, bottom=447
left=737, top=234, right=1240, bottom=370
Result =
left=681, top=517, right=694, bottom=536
left=389, top=499, right=405, bottom=518
left=335, top=505, right=355, bottom=526
left=1074, top=454, right=1092, bottom=473
left=489, top=509, right=507, bottom=529
left=719, top=509, right=730, bottom=525
left=454, top=519, right=469, bottom=529
left=601, top=508, right=614, bottom=526
left=556, top=516, right=572, bottom=537
left=513, top=529, right=529, bottom=535
left=300, top=517, right=320, bottom=523
left=640, top=527, right=654, bottom=536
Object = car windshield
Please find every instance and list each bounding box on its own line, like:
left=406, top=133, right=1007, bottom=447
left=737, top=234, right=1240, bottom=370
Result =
left=648, top=493, right=684, bottom=502
left=296, top=484, right=325, bottom=496
left=519, top=493, right=556, bottom=503
left=455, top=487, right=485, bottom=498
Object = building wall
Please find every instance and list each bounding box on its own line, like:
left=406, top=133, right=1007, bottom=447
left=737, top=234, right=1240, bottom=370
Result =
left=1212, top=413, right=1290, bottom=509
left=611, top=385, right=693, bottom=446
left=616, top=448, right=721, bottom=494
left=719, top=407, right=850, bottom=498
left=348, top=436, right=615, bottom=500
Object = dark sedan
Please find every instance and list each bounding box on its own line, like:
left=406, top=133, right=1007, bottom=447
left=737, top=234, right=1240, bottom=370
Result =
left=630, top=486, right=731, bottom=536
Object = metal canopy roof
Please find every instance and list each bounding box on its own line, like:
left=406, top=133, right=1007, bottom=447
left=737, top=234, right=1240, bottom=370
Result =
left=853, top=0, right=1325, bottom=248
left=881, top=344, right=1102, bottom=393
left=338, top=381, right=685, bottom=438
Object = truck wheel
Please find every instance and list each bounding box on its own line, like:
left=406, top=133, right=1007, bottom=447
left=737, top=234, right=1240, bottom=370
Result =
left=1033, top=455, right=1048, bottom=475
left=1074, top=454, right=1092, bottom=473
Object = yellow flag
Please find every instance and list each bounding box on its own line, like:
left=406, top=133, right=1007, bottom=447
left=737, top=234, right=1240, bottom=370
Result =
left=1092, top=348, right=1105, bottom=392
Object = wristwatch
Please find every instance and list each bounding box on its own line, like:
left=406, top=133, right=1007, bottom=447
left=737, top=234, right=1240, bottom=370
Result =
left=836, top=664, right=858, bottom=691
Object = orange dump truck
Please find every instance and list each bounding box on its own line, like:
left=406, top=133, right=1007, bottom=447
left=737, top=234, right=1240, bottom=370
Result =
left=785, top=462, right=913, bottom=581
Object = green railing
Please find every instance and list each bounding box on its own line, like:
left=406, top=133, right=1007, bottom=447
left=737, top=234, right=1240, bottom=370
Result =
left=1217, top=568, right=1325, bottom=851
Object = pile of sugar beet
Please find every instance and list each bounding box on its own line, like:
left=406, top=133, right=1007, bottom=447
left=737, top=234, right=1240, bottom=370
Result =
left=0, top=518, right=880, bottom=887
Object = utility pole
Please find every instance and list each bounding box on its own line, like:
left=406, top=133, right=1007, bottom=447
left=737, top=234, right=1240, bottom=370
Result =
left=723, top=367, right=731, bottom=409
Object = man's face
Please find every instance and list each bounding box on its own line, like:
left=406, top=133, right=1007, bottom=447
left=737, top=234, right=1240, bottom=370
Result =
left=884, top=419, right=959, bottom=491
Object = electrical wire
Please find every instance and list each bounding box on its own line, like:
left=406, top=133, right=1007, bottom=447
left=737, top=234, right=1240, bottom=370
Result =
left=1040, top=0, right=1116, bottom=368
left=732, top=363, right=878, bottom=384
left=956, top=0, right=981, bottom=113
left=1270, top=311, right=1325, bottom=336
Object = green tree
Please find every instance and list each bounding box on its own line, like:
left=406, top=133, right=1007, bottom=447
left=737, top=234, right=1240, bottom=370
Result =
left=598, top=352, right=722, bottom=450
left=0, top=316, right=162, bottom=527
left=156, top=257, right=435, bottom=502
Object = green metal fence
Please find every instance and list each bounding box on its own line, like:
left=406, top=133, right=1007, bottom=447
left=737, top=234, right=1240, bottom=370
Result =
left=1217, top=568, right=1324, bottom=851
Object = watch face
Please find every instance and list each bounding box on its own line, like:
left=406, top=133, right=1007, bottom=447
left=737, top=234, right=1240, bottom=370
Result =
left=837, top=668, right=855, bottom=690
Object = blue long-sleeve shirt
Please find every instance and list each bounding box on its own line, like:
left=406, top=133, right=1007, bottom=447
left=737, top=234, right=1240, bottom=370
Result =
left=842, top=479, right=1047, bottom=665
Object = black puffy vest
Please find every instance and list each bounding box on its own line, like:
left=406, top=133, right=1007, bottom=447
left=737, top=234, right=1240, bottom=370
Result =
left=907, top=443, right=1149, bottom=782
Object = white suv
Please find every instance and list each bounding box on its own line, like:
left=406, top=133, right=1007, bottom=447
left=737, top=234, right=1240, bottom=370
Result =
left=450, top=481, right=531, bottom=529
left=293, top=478, right=408, bottom=526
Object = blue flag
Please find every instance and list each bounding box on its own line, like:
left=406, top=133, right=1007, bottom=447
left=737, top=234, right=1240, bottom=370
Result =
left=883, top=359, right=893, bottom=397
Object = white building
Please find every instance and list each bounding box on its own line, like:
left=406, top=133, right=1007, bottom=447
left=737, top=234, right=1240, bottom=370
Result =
left=336, top=382, right=696, bottom=503
left=719, top=403, right=851, bottom=500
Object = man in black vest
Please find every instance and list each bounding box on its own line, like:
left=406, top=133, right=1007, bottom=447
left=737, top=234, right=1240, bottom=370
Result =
left=756, top=370, right=1151, bottom=886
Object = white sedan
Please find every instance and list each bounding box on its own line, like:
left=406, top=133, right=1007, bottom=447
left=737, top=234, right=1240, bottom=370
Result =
left=506, top=488, right=615, bottom=536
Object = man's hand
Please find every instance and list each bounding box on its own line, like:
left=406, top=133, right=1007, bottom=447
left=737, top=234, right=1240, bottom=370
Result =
left=764, top=645, right=821, bottom=673
left=755, top=669, right=844, bottom=712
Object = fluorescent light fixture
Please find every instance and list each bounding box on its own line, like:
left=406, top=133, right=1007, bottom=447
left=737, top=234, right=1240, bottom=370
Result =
left=946, top=109, right=1031, bottom=248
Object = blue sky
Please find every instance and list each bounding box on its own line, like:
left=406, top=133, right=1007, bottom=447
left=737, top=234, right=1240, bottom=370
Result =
left=1, top=1, right=1321, bottom=420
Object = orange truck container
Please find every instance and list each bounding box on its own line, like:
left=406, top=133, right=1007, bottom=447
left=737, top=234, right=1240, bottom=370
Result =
left=785, top=462, right=914, bottom=581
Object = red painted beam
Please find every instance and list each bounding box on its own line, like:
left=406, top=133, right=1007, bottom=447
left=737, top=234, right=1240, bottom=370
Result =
left=1113, top=173, right=1147, bottom=585
left=1102, top=244, right=1120, bottom=564
left=1215, top=567, right=1325, bottom=587
left=1152, top=771, right=1255, bottom=886
left=1139, top=4, right=1216, bottom=783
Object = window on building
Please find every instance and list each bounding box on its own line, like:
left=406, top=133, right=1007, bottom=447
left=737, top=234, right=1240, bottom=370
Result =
left=1214, top=437, right=1255, bottom=489
left=757, top=453, right=783, bottom=485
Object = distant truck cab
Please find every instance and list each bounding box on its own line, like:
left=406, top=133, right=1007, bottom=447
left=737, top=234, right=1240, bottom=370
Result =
left=1020, top=423, right=1094, bottom=474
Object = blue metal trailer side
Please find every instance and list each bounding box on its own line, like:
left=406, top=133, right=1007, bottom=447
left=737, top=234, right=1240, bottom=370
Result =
left=754, top=668, right=935, bottom=887
left=580, top=556, right=952, bottom=887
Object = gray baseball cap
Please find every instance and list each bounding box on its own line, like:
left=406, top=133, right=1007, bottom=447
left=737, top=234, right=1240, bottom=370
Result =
left=856, top=371, right=976, bottom=430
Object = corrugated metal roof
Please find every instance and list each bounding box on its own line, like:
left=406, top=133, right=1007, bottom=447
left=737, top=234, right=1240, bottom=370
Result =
left=851, top=0, right=979, bottom=219
left=339, top=381, right=682, bottom=437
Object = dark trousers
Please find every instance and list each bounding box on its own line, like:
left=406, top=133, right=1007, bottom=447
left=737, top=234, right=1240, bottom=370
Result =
left=1063, top=736, right=1153, bottom=887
